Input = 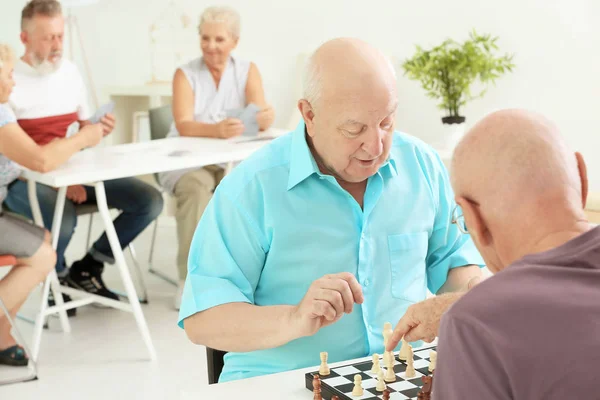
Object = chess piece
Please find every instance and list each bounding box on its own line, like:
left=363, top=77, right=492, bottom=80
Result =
left=376, top=370, right=387, bottom=392
left=429, top=350, right=437, bottom=373
left=319, top=352, right=330, bottom=376
left=405, top=345, right=416, bottom=378
left=382, top=389, right=391, bottom=400
left=312, top=374, right=322, bottom=400
left=382, top=322, right=396, bottom=370
left=398, top=337, right=409, bottom=361
left=418, top=375, right=433, bottom=399
left=384, top=357, right=396, bottom=382
left=383, top=350, right=390, bottom=368
left=371, top=353, right=381, bottom=373
left=352, top=374, right=364, bottom=396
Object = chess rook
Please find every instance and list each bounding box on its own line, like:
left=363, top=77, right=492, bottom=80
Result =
left=319, top=351, right=330, bottom=376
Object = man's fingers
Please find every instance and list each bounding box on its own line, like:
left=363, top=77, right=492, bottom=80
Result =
left=387, top=313, right=417, bottom=351
left=312, top=300, right=337, bottom=322
left=319, top=279, right=355, bottom=314
left=315, top=288, right=345, bottom=318
left=423, top=336, right=436, bottom=344
left=404, top=324, right=431, bottom=343
left=335, top=273, right=364, bottom=304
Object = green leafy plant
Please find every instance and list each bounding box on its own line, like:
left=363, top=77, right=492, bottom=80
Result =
left=402, top=31, right=515, bottom=123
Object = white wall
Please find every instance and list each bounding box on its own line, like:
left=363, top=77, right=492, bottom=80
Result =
left=2, top=0, right=599, bottom=189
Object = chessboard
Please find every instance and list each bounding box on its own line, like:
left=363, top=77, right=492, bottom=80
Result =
left=305, top=345, right=436, bottom=400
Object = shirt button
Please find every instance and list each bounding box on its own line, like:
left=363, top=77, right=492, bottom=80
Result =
left=364, top=279, right=370, bottom=287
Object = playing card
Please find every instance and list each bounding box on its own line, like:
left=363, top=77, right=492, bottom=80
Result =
left=90, top=101, right=115, bottom=124
left=225, top=103, right=261, bottom=137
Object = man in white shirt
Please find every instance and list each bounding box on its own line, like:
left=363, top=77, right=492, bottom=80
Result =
left=4, top=0, right=164, bottom=309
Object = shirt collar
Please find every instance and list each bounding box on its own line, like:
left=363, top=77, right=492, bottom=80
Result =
left=287, top=121, right=399, bottom=190
left=287, top=121, right=320, bottom=190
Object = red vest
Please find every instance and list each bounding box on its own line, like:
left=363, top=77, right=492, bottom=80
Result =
left=17, top=112, right=79, bottom=145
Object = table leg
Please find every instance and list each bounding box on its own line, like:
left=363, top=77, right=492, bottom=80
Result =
left=28, top=184, right=71, bottom=361
left=93, top=181, right=157, bottom=361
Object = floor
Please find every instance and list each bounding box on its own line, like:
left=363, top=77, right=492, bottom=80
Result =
left=0, top=214, right=208, bottom=399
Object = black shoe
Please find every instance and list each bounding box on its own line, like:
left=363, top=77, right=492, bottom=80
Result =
left=66, top=262, right=119, bottom=301
left=48, top=284, right=77, bottom=317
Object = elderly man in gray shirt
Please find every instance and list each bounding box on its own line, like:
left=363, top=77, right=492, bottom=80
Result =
left=422, top=109, right=597, bottom=399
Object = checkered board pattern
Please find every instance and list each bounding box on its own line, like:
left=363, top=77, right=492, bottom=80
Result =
left=305, top=345, right=436, bottom=400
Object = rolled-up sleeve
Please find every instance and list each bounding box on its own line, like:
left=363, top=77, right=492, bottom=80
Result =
left=423, top=151, right=484, bottom=294
left=178, top=188, right=267, bottom=328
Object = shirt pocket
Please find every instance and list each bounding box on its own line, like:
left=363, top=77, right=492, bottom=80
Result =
left=388, top=232, right=429, bottom=302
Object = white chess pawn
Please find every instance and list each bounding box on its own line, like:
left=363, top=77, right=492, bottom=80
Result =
left=376, top=370, right=387, bottom=392
left=384, top=357, right=396, bottom=383
left=319, top=352, right=330, bottom=376
left=371, top=353, right=381, bottom=374
left=405, top=346, right=416, bottom=378
left=429, top=350, right=437, bottom=372
left=398, top=337, right=409, bottom=361
left=352, top=374, right=364, bottom=396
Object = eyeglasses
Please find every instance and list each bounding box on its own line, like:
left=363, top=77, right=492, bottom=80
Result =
left=451, top=204, right=468, bottom=234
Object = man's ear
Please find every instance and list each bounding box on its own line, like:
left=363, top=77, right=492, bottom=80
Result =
left=575, top=152, right=588, bottom=209
left=456, top=196, right=490, bottom=246
left=297, top=99, right=316, bottom=138
left=20, top=31, right=28, bottom=46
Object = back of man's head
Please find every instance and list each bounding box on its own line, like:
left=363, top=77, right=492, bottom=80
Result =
left=451, top=109, right=588, bottom=270
left=21, top=0, right=62, bottom=32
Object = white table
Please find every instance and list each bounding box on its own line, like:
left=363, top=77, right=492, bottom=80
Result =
left=23, top=129, right=287, bottom=362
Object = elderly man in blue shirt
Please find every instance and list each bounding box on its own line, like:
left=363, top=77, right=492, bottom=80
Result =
left=178, top=38, right=484, bottom=382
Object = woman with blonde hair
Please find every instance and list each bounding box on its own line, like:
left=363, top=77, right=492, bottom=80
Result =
left=159, top=6, right=275, bottom=309
left=0, top=43, right=102, bottom=366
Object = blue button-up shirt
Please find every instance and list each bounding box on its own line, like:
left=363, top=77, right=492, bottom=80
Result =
left=179, top=122, right=484, bottom=382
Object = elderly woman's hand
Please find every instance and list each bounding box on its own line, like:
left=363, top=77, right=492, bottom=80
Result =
left=257, top=106, right=275, bottom=131
left=216, top=118, right=245, bottom=139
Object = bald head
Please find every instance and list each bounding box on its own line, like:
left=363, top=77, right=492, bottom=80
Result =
left=451, top=109, right=588, bottom=271
left=298, top=38, right=399, bottom=184
left=303, top=38, right=397, bottom=109
left=452, top=109, right=583, bottom=213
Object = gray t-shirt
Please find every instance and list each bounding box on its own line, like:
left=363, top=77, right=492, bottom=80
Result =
left=0, top=103, right=21, bottom=204
left=434, top=225, right=600, bottom=399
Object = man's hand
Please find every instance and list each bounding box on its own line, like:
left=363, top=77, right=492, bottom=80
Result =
left=79, top=123, right=104, bottom=147
left=66, top=185, right=87, bottom=204
left=100, top=113, right=116, bottom=136
left=256, top=106, right=275, bottom=130
left=386, top=293, right=462, bottom=350
left=288, top=272, right=364, bottom=338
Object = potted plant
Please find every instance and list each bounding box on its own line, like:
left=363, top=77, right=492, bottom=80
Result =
left=402, top=31, right=515, bottom=149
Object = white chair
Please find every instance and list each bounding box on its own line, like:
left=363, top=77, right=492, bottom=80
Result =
left=145, top=105, right=179, bottom=286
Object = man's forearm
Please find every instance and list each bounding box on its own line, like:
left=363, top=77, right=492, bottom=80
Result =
left=437, top=264, right=482, bottom=294
left=183, top=303, right=300, bottom=352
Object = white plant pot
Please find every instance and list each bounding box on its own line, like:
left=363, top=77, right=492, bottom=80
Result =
left=437, top=121, right=466, bottom=153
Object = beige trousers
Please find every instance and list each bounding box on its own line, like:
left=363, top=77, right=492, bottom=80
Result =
left=173, top=165, right=225, bottom=280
